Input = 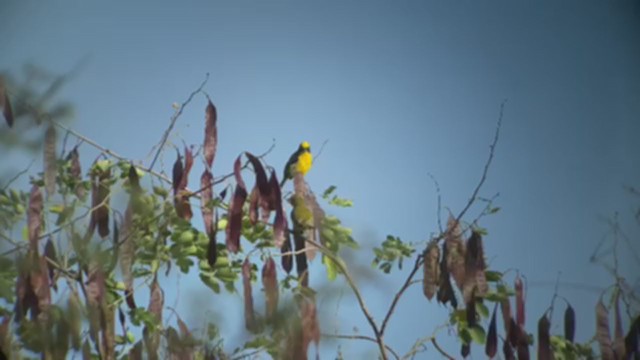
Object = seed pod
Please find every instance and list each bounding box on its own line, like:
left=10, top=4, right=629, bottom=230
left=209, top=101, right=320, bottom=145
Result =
left=564, top=303, right=576, bottom=342
left=27, top=184, right=43, bottom=250
left=596, top=300, right=614, bottom=360
left=262, top=257, right=279, bottom=322
left=422, top=242, right=440, bottom=301
left=538, top=314, right=551, bottom=360
left=44, top=125, right=57, bottom=197
left=515, top=275, right=525, bottom=327
left=203, top=100, right=217, bottom=168
left=226, top=156, right=246, bottom=253
left=485, top=304, right=498, bottom=358
left=445, top=215, right=466, bottom=290
left=242, top=259, right=256, bottom=331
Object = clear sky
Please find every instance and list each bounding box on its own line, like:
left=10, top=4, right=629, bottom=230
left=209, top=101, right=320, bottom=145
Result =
left=1, top=1, right=639, bottom=358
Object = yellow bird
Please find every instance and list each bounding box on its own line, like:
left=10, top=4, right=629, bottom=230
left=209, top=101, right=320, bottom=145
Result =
left=280, top=141, right=313, bottom=187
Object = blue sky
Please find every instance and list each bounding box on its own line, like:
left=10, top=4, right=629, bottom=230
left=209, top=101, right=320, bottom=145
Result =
left=2, top=1, right=639, bottom=358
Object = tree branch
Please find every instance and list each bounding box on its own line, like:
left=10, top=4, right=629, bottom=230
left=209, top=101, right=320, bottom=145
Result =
left=306, top=238, right=388, bottom=360
left=322, top=333, right=400, bottom=360
left=454, top=100, right=505, bottom=224
left=379, top=101, right=506, bottom=345
left=430, top=338, right=455, bottom=360
left=379, top=253, right=423, bottom=336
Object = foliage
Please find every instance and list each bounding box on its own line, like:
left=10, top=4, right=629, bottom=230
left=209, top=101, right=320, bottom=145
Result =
left=0, top=73, right=638, bottom=360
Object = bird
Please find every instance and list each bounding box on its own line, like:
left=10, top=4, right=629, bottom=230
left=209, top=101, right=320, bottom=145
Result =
left=280, top=141, right=312, bottom=187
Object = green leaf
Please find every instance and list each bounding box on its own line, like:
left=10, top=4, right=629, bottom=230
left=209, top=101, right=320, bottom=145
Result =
left=243, top=335, right=272, bottom=352
left=459, top=327, right=472, bottom=345
left=468, top=325, right=486, bottom=344
left=450, top=309, right=467, bottom=325
left=21, top=225, right=28, bottom=241
left=485, top=270, right=502, bottom=282
left=95, top=159, right=112, bottom=172
left=322, top=186, right=353, bottom=207
left=199, top=273, right=221, bottom=294
left=372, top=235, right=414, bottom=273
left=153, top=186, right=169, bottom=198
left=49, top=204, right=64, bottom=214
left=476, top=301, right=490, bottom=319
left=496, top=283, right=515, bottom=297
left=0, top=194, right=11, bottom=206
left=129, top=308, right=159, bottom=328
left=322, top=186, right=337, bottom=199
left=176, top=257, right=194, bottom=273
left=329, top=196, right=353, bottom=208
left=323, top=256, right=340, bottom=281
left=207, top=322, right=220, bottom=341
left=55, top=202, right=76, bottom=226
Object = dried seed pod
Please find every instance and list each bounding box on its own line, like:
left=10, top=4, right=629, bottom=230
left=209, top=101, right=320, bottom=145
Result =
left=437, top=244, right=457, bottom=308
left=174, top=147, right=194, bottom=221
left=422, top=242, right=440, bottom=301
left=44, top=124, right=57, bottom=197
left=203, top=100, right=218, bottom=168
left=270, top=171, right=286, bottom=248
left=485, top=304, right=498, bottom=358
left=242, top=259, right=256, bottom=331
left=501, top=297, right=513, bottom=337
left=503, top=338, right=515, bottom=360
left=262, top=257, right=279, bottom=322
left=44, top=237, right=57, bottom=291
left=27, top=184, right=43, bottom=250
left=226, top=156, right=247, bottom=253
left=281, top=227, right=293, bottom=274
left=596, top=300, right=614, bottom=360
left=463, top=230, right=487, bottom=303
left=66, top=146, right=85, bottom=199
left=144, top=276, right=164, bottom=360
left=614, top=292, right=625, bottom=358
left=301, top=296, right=320, bottom=358
left=90, top=162, right=111, bottom=238
left=0, top=78, right=14, bottom=127
left=538, top=314, right=551, bottom=360
left=564, top=303, right=576, bottom=342
left=445, top=215, right=466, bottom=290
left=515, top=275, right=525, bottom=327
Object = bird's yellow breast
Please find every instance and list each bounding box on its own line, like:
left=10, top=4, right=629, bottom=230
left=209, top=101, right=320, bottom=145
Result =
left=296, top=151, right=313, bottom=175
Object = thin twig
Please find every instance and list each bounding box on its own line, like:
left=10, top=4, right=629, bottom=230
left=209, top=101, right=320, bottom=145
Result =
left=1, top=159, right=35, bottom=191
left=430, top=338, right=455, bottom=360
left=322, top=333, right=400, bottom=360
left=401, top=323, right=450, bottom=360
left=53, top=121, right=134, bottom=165
left=229, top=348, right=264, bottom=360
left=313, top=139, right=329, bottom=163
left=455, top=99, right=505, bottom=225
left=148, top=73, right=210, bottom=171
left=547, top=271, right=562, bottom=321
left=427, top=172, right=443, bottom=233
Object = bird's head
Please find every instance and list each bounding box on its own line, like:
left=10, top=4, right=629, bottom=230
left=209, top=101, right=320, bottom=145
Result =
left=300, top=141, right=311, bottom=151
